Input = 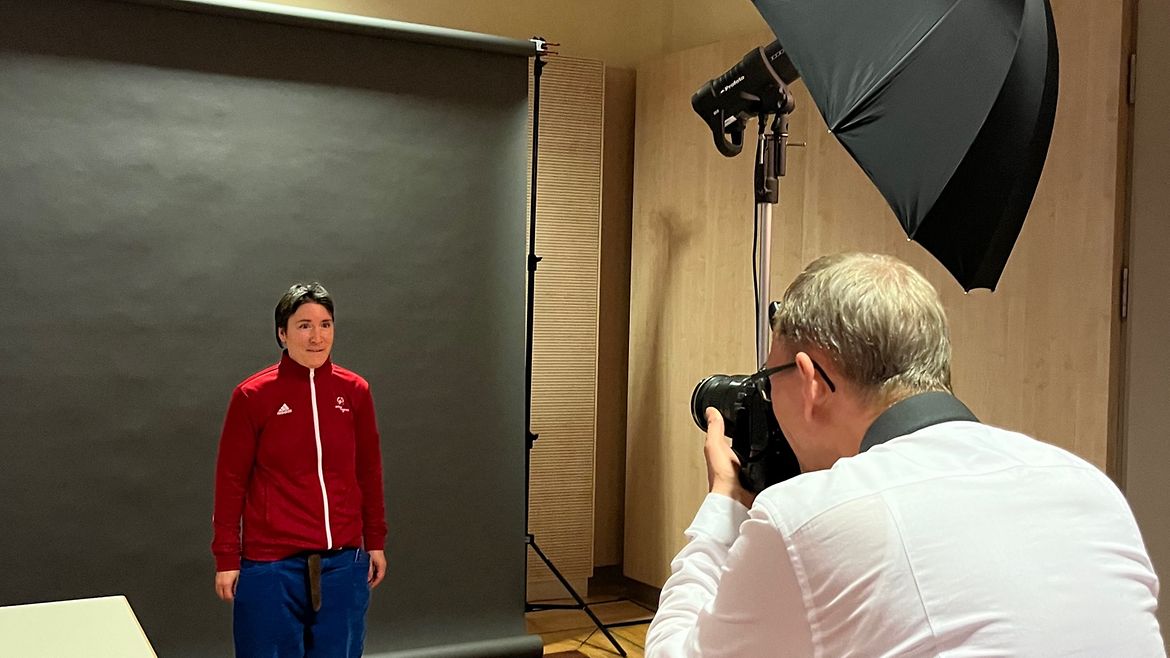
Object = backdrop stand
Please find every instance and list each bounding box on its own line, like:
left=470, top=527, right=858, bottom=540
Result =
left=521, top=37, right=635, bottom=658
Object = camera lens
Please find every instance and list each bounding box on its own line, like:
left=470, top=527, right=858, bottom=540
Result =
left=691, top=374, right=753, bottom=433
left=690, top=376, right=717, bottom=430
left=691, top=370, right=800, bottom=491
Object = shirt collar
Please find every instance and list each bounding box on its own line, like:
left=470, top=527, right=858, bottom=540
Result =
left=859, top=392, right=978, bottom=453
left=278, top=350, right=333, bottom=378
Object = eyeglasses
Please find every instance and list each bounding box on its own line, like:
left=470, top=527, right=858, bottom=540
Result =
left=752, top=359, right=837, bottom=401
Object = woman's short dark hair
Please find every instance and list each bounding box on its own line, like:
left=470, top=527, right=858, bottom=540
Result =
left=274, top=282, right=334, bottom=348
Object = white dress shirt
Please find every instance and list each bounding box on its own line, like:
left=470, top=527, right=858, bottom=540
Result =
left=646, top=397, right=1163, bottom=657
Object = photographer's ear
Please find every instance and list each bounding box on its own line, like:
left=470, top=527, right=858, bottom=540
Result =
left=794, top=351, right=830, bottom=418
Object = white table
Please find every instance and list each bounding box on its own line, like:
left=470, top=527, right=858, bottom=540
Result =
left=0, top=595, right=157, bottom=657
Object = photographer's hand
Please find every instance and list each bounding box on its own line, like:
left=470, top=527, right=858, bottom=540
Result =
left=704, top=407, right=756, bottom=508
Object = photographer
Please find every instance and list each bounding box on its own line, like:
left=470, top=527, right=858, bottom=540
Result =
left=645, top=253, right=1163, bottom=657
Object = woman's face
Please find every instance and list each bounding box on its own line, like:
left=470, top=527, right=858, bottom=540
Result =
left=279, top=302, right=334, bottom=369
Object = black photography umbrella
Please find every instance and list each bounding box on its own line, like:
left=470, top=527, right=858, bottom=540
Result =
left=750, top=0, right=1059, bottom=291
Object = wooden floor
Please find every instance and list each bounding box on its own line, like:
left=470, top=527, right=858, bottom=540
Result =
left=526, top=596, right=654, bottom=657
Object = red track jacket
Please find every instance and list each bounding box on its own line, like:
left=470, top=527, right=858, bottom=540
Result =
left=212, top=352, right=387, bottom=571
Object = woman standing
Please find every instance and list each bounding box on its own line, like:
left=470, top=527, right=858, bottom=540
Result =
left=212, top=282, right=387, bottom=657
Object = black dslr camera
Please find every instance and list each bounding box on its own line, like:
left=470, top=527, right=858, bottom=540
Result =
left=690, top=371, right=801, bottom=493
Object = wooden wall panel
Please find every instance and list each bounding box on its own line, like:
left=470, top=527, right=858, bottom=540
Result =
left=1123, top=0, right=1170, bottom=640
left=625, top=36, right=772, bottom=585
left=627, top=0, right=1129, bottom=587
left=594, top=66, right=637, bottom=569
left=527, top=55, right=605, bottom=595
left=262, top=0, right=768, bottom=69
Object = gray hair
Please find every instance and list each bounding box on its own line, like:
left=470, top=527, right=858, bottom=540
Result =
left=771, top=253, right=952, bottom=403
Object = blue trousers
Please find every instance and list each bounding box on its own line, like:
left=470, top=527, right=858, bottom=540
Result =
left=234, top=549, right=370, bottom=658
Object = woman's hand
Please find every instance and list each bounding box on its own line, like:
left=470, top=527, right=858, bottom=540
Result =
left=367, top=550, right=387, bottom=589
left=215, top=570, right=240, bottom=602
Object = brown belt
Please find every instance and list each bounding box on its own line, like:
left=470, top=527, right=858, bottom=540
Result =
left=307, top=554, right=323, bottom=612
left=303, top=548, right=358, bottom=612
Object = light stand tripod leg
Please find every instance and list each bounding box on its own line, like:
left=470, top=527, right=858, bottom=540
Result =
left=526, top=535, right=628, bottom=657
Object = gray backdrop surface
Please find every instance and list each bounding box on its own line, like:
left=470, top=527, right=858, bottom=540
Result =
left=0, top=1, right=538, bottom=655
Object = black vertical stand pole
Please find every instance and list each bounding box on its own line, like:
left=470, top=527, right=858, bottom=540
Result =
left=524, top=44, right=545, bottom=529
left=753, top=112, right=788, bottom=366
left=523, top=38, right=630, bottom=658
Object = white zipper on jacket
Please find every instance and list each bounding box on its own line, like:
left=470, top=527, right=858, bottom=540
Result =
left=309, top=367, right=333, bottom=549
